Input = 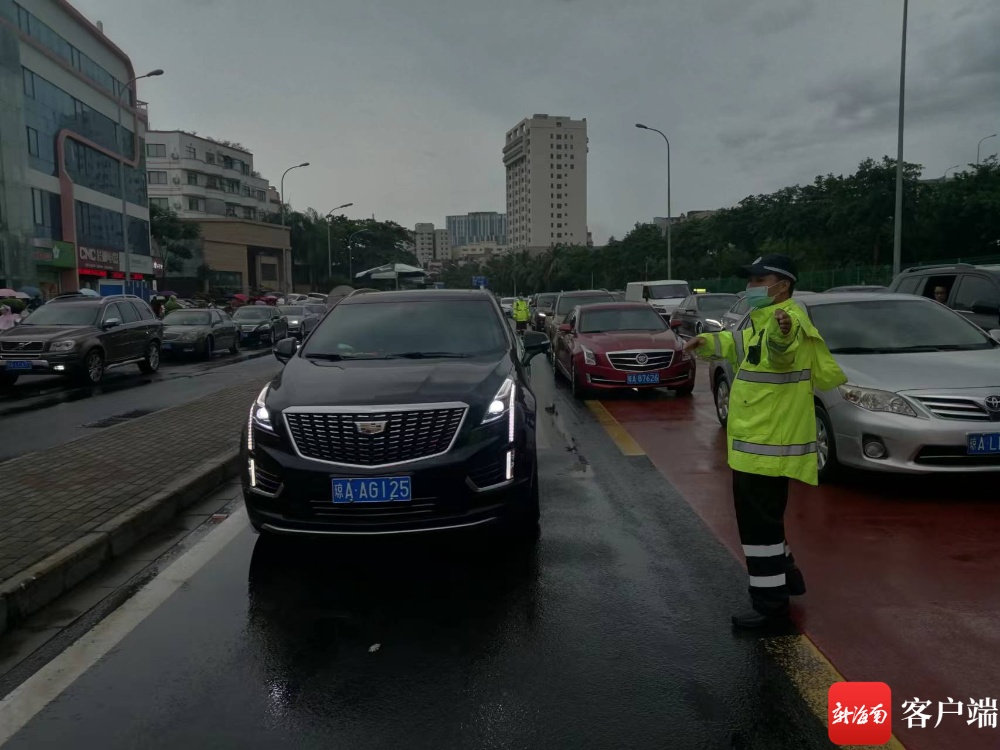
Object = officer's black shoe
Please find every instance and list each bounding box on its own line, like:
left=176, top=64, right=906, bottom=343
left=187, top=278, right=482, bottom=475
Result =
left=731, top=609, right=789, bottom=630
left=787, top=568, right=806, bottom=596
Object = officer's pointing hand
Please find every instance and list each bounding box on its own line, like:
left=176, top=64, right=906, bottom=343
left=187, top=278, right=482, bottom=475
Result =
left=684, top=336, right=704, bottom=352
left=774, top=309, right=792, bottom=336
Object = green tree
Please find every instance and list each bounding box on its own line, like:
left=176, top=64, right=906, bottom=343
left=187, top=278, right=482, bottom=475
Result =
left=149, top=203, right=200, bottom=280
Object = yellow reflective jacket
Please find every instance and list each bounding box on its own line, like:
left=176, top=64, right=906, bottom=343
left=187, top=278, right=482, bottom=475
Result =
left=513, top=299, right=530, bottom=322
left=695, top=297, right=847, bottom=485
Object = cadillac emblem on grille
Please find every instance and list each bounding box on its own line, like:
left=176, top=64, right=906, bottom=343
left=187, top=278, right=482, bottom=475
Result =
left=635, top=353, right=649, bottom=365
left=355, top=420, right=388, bottom=435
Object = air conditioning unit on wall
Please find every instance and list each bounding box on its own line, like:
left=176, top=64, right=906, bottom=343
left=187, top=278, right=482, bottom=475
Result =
left=172, top=177, right=181, bottom=184
left=172, top=202, right=182, bottom=209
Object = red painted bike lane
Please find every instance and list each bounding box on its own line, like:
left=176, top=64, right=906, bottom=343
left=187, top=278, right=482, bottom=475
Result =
left=597, top=371, right=1000, bottom=750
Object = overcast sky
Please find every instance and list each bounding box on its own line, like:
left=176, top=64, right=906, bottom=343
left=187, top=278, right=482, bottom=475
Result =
left=76, top=0, right=999, bottom=243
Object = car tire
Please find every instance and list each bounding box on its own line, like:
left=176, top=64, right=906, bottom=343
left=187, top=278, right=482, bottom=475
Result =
left=571, top=361, right=588, bottom=400
left=713, top=373, right=730, bottom=428
left=203, top=336, right=214, bottom=360
left=505, top=462, right=540, bottom=542
left=816, top=403, right=839, bottom=483
left=695, top=321, right=704, bottom=335
left=138, top=341, right=160, bottom=374
left=229, top=337, right=239, bottom=355
left=78, top=349, right=104, bottom=385
left=0, top=372, right=18, bottom=389
left=674, top=381, right=695, bottom=397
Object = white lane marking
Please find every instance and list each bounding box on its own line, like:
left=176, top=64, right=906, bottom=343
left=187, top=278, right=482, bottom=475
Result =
left=0, top=506, right=249, bottom=746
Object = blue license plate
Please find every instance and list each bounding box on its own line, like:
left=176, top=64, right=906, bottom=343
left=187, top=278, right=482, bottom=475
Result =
left=627, top=372, right=660, bottom=385
left=161, top=343, right=172, bottom=350
left=5, top=360, right=32, bottom=371
left=968, top=433, right=1000, bottom=455
left=332, top=476, right=412, bottom=503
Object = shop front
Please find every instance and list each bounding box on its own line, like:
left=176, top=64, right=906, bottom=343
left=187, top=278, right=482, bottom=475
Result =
left=77, top=245, right=120, bottom=292
left=30, top=240, right=77, bottom=298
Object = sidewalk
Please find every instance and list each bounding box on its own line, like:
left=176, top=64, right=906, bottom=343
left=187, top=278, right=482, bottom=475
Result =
left=0, top=378, right=265, bottom=637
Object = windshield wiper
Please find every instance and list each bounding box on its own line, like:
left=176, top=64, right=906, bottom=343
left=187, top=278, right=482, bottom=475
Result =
left=386, top=351, right=472, bottom=359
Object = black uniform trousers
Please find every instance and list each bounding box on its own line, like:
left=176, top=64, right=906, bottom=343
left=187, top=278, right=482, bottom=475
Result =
left=732, top=470, right=801, bottom=615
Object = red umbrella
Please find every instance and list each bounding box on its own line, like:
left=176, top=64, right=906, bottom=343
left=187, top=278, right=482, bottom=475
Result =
left=233, top=293, right=249, bottom=302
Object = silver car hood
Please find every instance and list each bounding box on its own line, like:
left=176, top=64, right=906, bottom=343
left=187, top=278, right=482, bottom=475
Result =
left=838, top=349, right=1000, bottom=392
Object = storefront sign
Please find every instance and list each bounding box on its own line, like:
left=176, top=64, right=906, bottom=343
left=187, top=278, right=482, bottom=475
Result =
left=78, top=246, right=120, bottom=271
left=122, top=253, right=154, bottom=276
left=32, top=241, right=77, bottom=268
left=152, top=257, right=164, bottom=273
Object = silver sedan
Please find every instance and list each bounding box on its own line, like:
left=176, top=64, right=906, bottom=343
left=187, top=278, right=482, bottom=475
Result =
left=707, top=292, right=1000, bottom=481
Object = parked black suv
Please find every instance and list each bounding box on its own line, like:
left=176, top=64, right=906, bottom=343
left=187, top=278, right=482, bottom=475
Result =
left=0, top=293, right=163, bottom=387
left=889, top=263, right=1000, bottom=331
left=242, top=289, right=550, bottom=538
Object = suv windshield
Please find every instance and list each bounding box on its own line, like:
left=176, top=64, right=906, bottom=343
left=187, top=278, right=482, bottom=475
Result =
left=557, top=293, right=613, bottom=315
left=579, top=307, right=666, bottom=333
left=810, top=299, right=995, bottom=353
left=19, top=304, right=98, bottom=326
left=304, top=299, right=507, bottom=359
left=536, top=293, right=558, bottom=310
left=233, top=307, right=271, bottom=320
left=278, top=306, right=304, bottom=316
left=698, top=295, right=740, bottom=313
left=649, top=284, right=690, bottom=299
left=162, top=310, right=210, bottom=326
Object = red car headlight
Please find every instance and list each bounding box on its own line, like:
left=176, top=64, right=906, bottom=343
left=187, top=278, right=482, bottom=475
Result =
left=580, top=346, right=596, bottom=366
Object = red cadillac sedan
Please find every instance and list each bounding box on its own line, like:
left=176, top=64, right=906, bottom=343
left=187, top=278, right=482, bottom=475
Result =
left=553, top=302, right=696, bottom=399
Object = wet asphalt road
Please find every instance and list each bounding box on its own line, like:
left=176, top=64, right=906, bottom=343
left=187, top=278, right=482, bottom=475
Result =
left=0, top=362, right=833, bottom=749
left=0, top=352, right=281, bottom=462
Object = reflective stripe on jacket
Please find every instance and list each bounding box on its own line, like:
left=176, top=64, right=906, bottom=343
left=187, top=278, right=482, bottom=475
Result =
left=513, top=300, right=530, bottom=321
left=695, top=298, right=847, bottom=485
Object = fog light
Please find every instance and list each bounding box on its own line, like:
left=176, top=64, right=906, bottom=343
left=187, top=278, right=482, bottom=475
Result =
left=863, top=438, right=887, bottom=459
left=53, top=365, right=65, bottom=371
left=248, top=458, right=257, bottom=487
left=505, top=449, right=514, bottom=481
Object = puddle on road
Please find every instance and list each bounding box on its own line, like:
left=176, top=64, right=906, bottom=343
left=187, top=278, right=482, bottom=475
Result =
left=82, top=409, right=157, bottom=428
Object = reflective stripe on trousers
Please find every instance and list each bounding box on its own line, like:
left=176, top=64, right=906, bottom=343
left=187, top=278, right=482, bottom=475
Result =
left=732, top=440, right=817, bottom=457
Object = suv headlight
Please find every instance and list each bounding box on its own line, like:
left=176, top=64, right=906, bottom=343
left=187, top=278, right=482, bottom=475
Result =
left=482, top=377, right=516, bottom=440
left=248, top=385, right=274, bottom=451
left=49, top=340, right=76, bottom=352
left=580, top=346, right=596, bottom=366
left=838, top=384, right=918, bottom=417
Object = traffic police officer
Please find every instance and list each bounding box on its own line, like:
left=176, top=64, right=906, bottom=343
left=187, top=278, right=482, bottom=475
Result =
left=684, top=254, right=846, bottom=629
left=513, top=296, right=530, bottom=334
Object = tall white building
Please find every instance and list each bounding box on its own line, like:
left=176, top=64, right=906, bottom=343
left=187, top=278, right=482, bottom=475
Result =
left=446, top=211, right=506, bottom=248
left=413, top=223, right=450, bottom=267
left=503, top=114, right=588, bottom=255
left=144, top=132, right=271, bottom=221
left=0, top=0, right=153, bottom=296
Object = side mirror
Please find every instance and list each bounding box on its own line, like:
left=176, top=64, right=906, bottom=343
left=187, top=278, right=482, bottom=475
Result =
left=558, top=323, right=573, bottom=333
left=521, top=330, right=550, bottom=366
left=103, top=318, right=122, bottom=329
left=970, top=300, right=1000, bottom=316
left=669, top=319, right=683, bottom=330
left=273, top=337, right=298, bottom=364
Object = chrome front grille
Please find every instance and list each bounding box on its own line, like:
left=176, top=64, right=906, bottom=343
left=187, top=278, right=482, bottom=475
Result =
left=606, top=350, right=674, bottom=372
left=284, top=404, right=468, bottom=467
left=0, top=341, right=43, bottom=353
left=912, top=396, right=991, bottom=422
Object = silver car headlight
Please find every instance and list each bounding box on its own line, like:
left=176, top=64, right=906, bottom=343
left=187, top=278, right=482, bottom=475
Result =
left=704, top=318, right=723, bottom=331
left=49, top=340, right=76, bottom=352
left=482, top=376, right=515, bottom=433
left=838, top=384, right=918, bottom=417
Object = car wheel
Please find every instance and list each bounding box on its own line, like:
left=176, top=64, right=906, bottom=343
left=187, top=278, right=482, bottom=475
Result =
left=229, top=336, right=239, bottom=355
left=79, top=349, right=104, bottom=385
left=505, top=462, right=540, bottom=542
left=816, top=403, right=839, bottom=483
left=0, top=372, right=18, bottom=389
left=695, top=321, right=704, bottom=335
left=571, top=360, right=588, bottom=400
left=713, top=374, right=730, bottom=427
left=674, top=381, right=695, bottom=397
left=203, top=336, right=214, bottom=360
left=138, top=341, right=160, bottom=374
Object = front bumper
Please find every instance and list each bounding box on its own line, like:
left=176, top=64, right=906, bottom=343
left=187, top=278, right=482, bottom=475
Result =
left=828, top=401, right=1000, bottom=473
left=580, top=358, right=695, bottom=390
left=0, top=352, right=81, bottom=376
left=242, top=422, right=535, bottom=536
left=238, top=328, right=271, bottom=345
left=161, top=339, right=203, bottom=355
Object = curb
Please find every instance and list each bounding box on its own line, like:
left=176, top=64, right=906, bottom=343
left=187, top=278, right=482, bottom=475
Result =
left=0, top=450, right=242, bottom=640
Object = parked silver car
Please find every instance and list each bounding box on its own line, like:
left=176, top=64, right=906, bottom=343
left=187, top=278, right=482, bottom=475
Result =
left=161, top=308, right=239, bottom=359
left=708, top=292, right=1000, bottom=480
left=277, top=304, right=323, bottom=340
left=670, top=293, right=740, bottom=337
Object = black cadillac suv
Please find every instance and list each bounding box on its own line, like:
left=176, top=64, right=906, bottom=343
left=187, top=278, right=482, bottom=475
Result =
left=242, top=289, right=550, bottom=538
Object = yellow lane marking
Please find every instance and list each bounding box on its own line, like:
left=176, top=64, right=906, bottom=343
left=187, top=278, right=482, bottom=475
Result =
left=585, top=400, right=645, bottom=456
left=766, top=635, right=908, bottom=750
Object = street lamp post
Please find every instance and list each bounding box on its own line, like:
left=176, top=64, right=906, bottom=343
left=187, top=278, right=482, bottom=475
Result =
left=279, top=162, right=310, bottom=295
left=116, top=69, right=162, bottom=295
left=325, top=203, right=354, bottom=282
left=892, top=0, right=908, bottom=277
left=635, top=123, right=672, bottom=279
left=977, top=134, right=996, bottom=165
left=942, top=165, right=960, bottom=181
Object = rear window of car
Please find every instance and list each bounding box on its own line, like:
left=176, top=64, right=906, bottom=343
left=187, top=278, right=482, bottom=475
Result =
left=557, top=293, right=613, bottom=314
left=536, top=294, right=558, bottom=310
left=304, top=299, right=508, bottom=359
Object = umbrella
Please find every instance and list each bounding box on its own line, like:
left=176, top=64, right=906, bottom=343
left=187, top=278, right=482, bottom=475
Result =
left=0, top=288, right=18, bottom=298
left=18, top=286, right=41, bottom=298
left=232, top=293, right=249, bottom=302
left=158, top=290, right=178, bottom=298
left=355, top=263, right=427, bottom=290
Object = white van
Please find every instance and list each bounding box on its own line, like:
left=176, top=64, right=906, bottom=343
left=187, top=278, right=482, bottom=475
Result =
left=624, top=280, right=692, bottom=317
